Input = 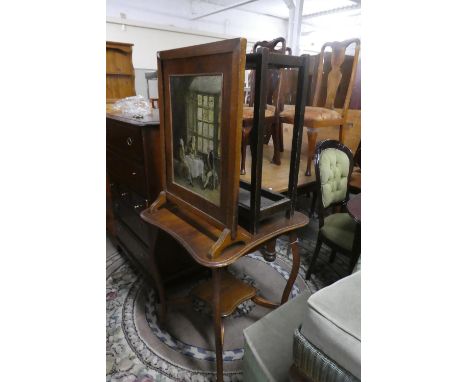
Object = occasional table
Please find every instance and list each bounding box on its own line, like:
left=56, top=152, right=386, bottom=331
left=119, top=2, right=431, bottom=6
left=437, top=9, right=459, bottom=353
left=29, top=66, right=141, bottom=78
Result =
left=141, top=202, right=309, bottom=381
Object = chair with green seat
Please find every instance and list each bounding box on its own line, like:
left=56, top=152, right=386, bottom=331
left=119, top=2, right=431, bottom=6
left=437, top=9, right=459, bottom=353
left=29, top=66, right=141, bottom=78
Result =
left=306, top=139, right=359, bottom=278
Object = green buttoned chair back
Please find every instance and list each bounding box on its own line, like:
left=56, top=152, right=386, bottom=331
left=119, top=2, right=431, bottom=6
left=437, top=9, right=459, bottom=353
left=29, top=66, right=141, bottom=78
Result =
left=314, top=140, right=354, bottom=227
left=319, top=148, right=351, bottom=208
left=315, top=140, right=354, bottom=211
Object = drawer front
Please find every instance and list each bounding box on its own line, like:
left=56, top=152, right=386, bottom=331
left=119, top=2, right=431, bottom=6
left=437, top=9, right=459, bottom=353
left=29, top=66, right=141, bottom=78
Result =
left=115, top=219, right=154, bottom=274
left=107, top=152, right=146, bottom=196
left=107, top=121, right=143, bottom=162
left=112, top=191, right=150, bottom=245
left=109, top=182, right=148, bottom=208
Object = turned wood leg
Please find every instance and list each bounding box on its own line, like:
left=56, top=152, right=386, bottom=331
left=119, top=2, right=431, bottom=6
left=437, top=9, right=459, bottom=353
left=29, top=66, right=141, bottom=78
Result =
left=349, top=223, right=361, bottom=274
left=309, top=189, right=317, bottom=218
left=305, top=128, right=318, bottom=177
left=241, top=128, right=248, bottom=175
left=261, top=238, right=277, bottom=262
left=150, top=228, right=167, bottom=326
left=306, top=236, right=322, bottom=280
left=271, top=121, right=281, bottom=166
left=281, top=232, right=300, bottom=304
left=212, top=268, right=224, bottom=381
left=279, top=121, right=284, bottom=152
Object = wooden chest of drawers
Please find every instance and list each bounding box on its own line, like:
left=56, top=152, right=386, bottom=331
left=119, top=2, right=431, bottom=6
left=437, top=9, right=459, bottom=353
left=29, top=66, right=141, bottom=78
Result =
left=106, top=110, right=199, bottom=284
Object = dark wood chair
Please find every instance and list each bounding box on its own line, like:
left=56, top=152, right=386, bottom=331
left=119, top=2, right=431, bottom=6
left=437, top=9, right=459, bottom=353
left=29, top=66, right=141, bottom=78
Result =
left=279, top=39, right=361, bottom=176
left=241, top=37, right=289, bottom=174
left=305, top=140, right=360, bottom=278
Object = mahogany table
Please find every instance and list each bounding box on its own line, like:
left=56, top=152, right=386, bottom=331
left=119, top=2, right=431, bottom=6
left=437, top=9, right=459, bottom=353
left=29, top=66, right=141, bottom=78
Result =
left=141, top=202, right=309, bottom=381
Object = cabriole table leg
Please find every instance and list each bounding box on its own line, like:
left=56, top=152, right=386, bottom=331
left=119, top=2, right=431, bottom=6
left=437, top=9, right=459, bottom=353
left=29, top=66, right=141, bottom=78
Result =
left=212, top=268, right=224, bottom=381
left=150, top=229, right=167, bottom=326
left=281, top=232, right=300, bottom=304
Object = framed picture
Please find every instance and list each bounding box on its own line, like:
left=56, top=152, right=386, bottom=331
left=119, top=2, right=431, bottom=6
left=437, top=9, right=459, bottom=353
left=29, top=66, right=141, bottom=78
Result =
left=157, top=38, right=247, bottom=238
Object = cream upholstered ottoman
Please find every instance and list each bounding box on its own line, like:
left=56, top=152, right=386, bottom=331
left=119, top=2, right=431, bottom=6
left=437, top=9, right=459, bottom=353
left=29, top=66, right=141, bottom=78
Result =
left=243, top=292, right=312, bottom=382
left=291, top=271, right=361, bottom=381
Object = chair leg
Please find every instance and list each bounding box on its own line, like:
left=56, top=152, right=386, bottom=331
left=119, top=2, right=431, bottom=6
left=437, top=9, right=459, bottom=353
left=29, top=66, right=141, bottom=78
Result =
left=349, top=223, right=361, bottom=274
left=279, top=122, right=284, bottom=152
left=261, top=238, right=277, bottom=262
left=339, top=123, right=346, bottom=144
left=348, top=254, right=359, bottom=275
left=329, top=250, right=336, bottom=263
left=306, top=236, right=322, bottom=280
left=309, top=190, right=317, bottom=218
left=305, top=128, right=317, bottom=176
left=271, top=121, right=281, bottom=165
left=241, top=128, right=248, bottom=175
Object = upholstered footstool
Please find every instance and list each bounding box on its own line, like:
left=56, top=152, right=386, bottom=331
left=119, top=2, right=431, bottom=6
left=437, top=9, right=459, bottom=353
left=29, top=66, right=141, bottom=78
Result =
left=291, top=271, right=361, bottom=381
left=243, top=291, right=312, bottom=382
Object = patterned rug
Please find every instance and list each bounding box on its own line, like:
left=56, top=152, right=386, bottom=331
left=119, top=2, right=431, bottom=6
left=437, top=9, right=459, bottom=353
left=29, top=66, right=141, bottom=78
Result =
left=106, top=197, right=355, bottom=382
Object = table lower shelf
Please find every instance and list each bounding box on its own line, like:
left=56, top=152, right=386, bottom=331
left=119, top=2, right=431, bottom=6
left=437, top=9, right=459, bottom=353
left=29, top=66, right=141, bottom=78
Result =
left=191, top=270, right=257, bottom=317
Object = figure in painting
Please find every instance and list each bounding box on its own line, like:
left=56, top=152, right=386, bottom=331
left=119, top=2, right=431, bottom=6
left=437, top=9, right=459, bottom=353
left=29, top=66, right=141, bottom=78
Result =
left=178, top=138, right=193, bottom=186
left=203, top=150, right=218, bottom=190
left=188, top=136, right=197, bottom=158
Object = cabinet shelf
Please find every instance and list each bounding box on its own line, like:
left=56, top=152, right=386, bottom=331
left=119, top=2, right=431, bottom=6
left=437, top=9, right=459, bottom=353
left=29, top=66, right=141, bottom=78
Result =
left=107, top=72, right=135, bottom=76
left=106, top=41, right=136, bottom=101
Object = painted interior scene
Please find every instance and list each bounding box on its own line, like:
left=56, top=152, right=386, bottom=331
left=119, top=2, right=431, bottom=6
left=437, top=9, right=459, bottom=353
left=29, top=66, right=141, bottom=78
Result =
left=170, top=74, right=223, bottom=206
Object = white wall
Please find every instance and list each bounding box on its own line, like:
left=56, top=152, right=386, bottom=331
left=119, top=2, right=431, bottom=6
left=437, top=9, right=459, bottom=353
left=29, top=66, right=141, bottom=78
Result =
left=107, top=21, right=230, bottom=98
left=107, top=0, right=287, bottom=47
left=107, top=20, right=261, bottom=98
left=107, top=21, right=225, bottom=70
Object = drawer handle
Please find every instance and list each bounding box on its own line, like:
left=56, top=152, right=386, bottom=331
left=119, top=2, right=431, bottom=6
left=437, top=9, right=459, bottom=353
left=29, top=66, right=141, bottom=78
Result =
left=133, top=204, right=144, bottom=209
left=132, top=172, right=137, bottom=176
left=121, top=192, right=128, bottom=197
left=126, top=137, right=133, bottom=146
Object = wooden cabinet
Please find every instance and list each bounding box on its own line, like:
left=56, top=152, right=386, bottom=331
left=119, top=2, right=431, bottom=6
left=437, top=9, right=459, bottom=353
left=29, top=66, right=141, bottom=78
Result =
left=106, top=41, right=136, bottom=102
left=106, top=110, right=199, bottom=284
